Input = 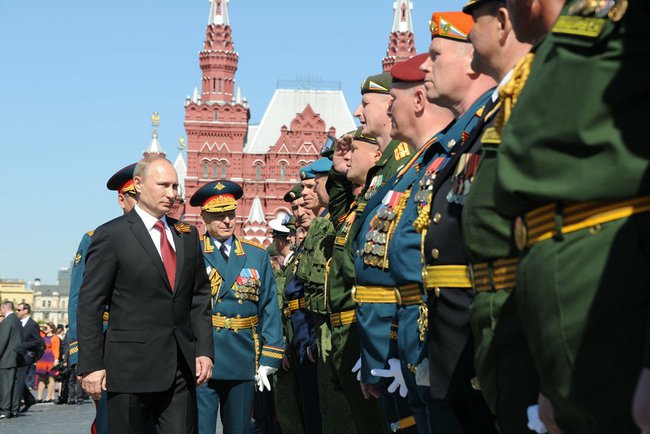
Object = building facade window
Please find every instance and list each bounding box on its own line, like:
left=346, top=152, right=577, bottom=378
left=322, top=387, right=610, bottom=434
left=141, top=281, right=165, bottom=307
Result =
left=214, top=111, right=219, bottom=121
left=255, top=164, right=262, bottom=180
left=280, top=162, right=287, bottom=179
left=212, top=163, right=219, bottom=178
left=203, top=161, right=209, bottom=178
left=221, top=163, right=227, bottom=178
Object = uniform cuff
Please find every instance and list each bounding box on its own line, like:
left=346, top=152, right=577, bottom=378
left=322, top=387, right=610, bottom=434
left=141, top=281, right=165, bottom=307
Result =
left=259, top=345, right=284, bottom=369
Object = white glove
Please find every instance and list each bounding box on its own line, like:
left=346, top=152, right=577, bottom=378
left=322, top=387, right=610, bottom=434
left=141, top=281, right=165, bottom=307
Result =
left=351, top=357, right=362, bottom=382
left=527, top=405, right=549, bottom=433
left=371, top=358, right=408, bottom=398
left=255, top=365, right=278, bottom=392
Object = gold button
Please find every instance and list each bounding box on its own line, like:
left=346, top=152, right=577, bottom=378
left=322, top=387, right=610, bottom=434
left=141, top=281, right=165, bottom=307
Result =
left=432, top=213, right=442, bottom=224
left=430, top=248, right=440, bottom=259
left=434, top=287, right=441, bottom=298
left=470, top=377, right=481, bottom=390
left=514, top=216, right=528, bottom=251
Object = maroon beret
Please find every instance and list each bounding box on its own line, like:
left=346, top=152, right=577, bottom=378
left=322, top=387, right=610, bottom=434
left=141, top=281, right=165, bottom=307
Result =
left=390, top=53, right=429, bottom=83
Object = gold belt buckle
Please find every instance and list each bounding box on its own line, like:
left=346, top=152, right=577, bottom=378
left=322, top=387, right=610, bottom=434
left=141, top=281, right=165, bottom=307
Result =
left=224, top=318, right=232, bottom=329
left=351, top=286, right=359, bottom=304
left=514, top=216, right=528, bottom=251
left=468, top=264, right=477, bottom=292
left=394, top=288, right=403, bottom=305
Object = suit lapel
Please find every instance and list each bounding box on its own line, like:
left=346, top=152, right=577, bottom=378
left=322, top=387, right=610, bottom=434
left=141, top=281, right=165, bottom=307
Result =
left=168, top=220, right=185, bottom=295
left=222, top=236, right=247, bottom=298
left=128, top=210, right=172, bottom=292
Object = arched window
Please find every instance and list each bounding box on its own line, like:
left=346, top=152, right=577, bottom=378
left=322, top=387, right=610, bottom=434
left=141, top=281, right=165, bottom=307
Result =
left=255, top=164, right=262, bottom=180
left=212, top=162, right=219, bottom=178
left=280, top=162, right=287, bottom=179
left=213, top=111, right=219, bottom=121
left=221, top=163, right=227, bottom=178
left=203, top=161, right=209, bottom=178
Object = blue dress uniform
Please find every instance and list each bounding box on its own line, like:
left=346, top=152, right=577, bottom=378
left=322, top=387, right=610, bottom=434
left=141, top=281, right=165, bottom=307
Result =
left=353, top=140, right=437, bottom=434
left=67, top=163, right=136, bottom=434
left=191, top=181, right=284, bottom=434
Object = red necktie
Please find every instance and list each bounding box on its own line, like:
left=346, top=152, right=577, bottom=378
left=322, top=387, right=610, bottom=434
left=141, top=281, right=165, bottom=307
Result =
left=154, top=220, right=176, bottom=291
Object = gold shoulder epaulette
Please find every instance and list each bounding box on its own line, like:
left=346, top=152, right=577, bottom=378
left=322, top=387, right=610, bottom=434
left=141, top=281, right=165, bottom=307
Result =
left=86, top=230, right=95, bottom=237
left=241, top=238, right=265, bottom=250
left=394, top=142, right=412, bottom=160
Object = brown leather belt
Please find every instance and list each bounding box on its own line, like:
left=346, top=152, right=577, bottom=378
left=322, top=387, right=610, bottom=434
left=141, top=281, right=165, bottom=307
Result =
left=470, top=258, right=518, bottom=293
left=515, top=197, right=650, bottom=251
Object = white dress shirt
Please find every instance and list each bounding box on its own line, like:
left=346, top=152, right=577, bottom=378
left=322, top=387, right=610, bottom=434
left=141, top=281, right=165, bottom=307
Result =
left=492, top=68, right=515, bottom=103
left=134, top=204, right=176, bottom=258
left=20, top=315, right=30, bottom=327
left=213, top=236, right=233, bottom=258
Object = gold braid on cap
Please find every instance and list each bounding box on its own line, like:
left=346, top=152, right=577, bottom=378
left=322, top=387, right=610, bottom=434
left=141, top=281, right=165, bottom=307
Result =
left=494, top=53, right=536, bottom=133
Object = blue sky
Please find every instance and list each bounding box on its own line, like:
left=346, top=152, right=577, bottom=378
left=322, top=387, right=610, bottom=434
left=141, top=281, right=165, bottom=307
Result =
left=0, top=0, right=460, bottom=284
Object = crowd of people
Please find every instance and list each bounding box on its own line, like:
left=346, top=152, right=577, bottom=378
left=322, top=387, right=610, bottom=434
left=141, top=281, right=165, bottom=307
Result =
left=3, top=0, right=649, bottom=433
left=0, top=302, right=86, bottom=420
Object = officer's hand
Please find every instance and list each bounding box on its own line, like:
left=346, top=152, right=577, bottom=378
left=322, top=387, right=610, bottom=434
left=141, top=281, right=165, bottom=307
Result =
left=256, top=365, right=278, bottom=392
left=281, top=355, right=291, bottom=371
left=81, top=369, right=106, bottom=401
left=371, top=358, right=408, bottom=398
left=360, top=382, right=381, bottom=400
left=351, top=357, right=362, bottom=382
left=195, top=356, right=213, bottom=385
left=538, top=393, right=562, bottom=434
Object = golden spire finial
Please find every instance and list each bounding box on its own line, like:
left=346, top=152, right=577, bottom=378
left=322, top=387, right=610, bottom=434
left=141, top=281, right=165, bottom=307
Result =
left=151, top=111, right=160, bottom=127
left=179, top=137, right=186, bottom=150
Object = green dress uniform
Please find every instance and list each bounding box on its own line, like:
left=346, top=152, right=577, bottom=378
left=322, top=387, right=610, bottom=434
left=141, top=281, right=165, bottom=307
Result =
left=460, top=75, right=540, bottom=434
left=493, top=2, right=650, bottom=432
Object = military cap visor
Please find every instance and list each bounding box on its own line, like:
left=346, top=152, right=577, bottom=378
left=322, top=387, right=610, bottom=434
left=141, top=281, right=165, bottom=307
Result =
left=462, top=0, right=506, bottom=14
left=106, top=163, right=137, bottom=195
left=190, top=180, right=243, bottom=213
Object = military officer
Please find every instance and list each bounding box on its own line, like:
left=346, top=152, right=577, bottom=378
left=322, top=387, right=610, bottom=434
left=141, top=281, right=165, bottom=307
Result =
left=368, top=53, right=453, bottom=434
left=271, top=187, right=308, bottom=434
left=410, top=11, right=498, bottom=433
left=66, top=163, right=137, bottom=434
left=283, top=183, right=322, bottom=434
left=191, top=180, right=283, bottom=434
left=458, top=1, right=541, bottom=432
left=493, top=0, right=650, bottom=432
left=325, top=129, right=386, bottom=434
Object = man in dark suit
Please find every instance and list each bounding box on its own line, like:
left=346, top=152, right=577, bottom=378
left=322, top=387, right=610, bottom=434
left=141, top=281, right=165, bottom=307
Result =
left=12, top=303, right=41, bottom=415
left=0, top=301, right=23, bottom=419
left=78, top=155, right=214, bottom=434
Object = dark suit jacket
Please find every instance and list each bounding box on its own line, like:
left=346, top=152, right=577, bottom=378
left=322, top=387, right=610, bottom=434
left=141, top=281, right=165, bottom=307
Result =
left=16, top=317, right=41, bottom=366
left=77, top=209, right=213, bottom=393
left=0, top=314, right=23, bottom=369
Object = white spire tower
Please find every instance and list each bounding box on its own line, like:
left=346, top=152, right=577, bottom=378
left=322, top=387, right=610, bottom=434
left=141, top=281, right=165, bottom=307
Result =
left=209, top=0, right=230, bottom=26
left=392, top=0, right=414, bottom=33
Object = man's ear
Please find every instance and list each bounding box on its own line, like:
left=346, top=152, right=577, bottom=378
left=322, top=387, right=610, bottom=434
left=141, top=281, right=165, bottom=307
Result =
left=133, top=176, right=144, bottom=193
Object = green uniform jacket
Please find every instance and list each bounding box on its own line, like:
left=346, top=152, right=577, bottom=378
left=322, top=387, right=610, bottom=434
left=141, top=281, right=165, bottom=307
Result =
left=297, top=216, right=335, bottom=315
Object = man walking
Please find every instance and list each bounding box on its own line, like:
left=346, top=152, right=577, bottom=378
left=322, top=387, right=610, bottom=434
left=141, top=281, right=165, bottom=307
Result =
left=78, top=155, right=214, bottom=434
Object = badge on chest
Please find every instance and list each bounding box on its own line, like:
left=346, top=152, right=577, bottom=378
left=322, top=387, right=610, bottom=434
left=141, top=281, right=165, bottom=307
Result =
left=235, top=268, right=261, bottom=304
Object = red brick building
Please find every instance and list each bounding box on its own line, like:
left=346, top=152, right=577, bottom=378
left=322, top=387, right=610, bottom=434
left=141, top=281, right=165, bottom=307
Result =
left=162, top=0, right=416, bottom=242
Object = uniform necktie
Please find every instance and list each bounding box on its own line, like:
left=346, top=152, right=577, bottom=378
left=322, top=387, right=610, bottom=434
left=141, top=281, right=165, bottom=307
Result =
left=154, top=220, right=176, bottom=291
left=219, top=243, right=229, bottom=263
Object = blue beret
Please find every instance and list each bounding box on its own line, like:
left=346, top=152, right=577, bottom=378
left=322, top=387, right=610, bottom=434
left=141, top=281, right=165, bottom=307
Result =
left=299, top=166, right=316, bottom=180
left=309, top=158, right=333, bottom=175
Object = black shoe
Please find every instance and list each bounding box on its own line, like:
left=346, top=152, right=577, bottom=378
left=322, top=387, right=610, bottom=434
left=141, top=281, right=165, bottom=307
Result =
left=20, top=403, right=33, bottom=413
left=36, top=399, right=42, bottom=403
